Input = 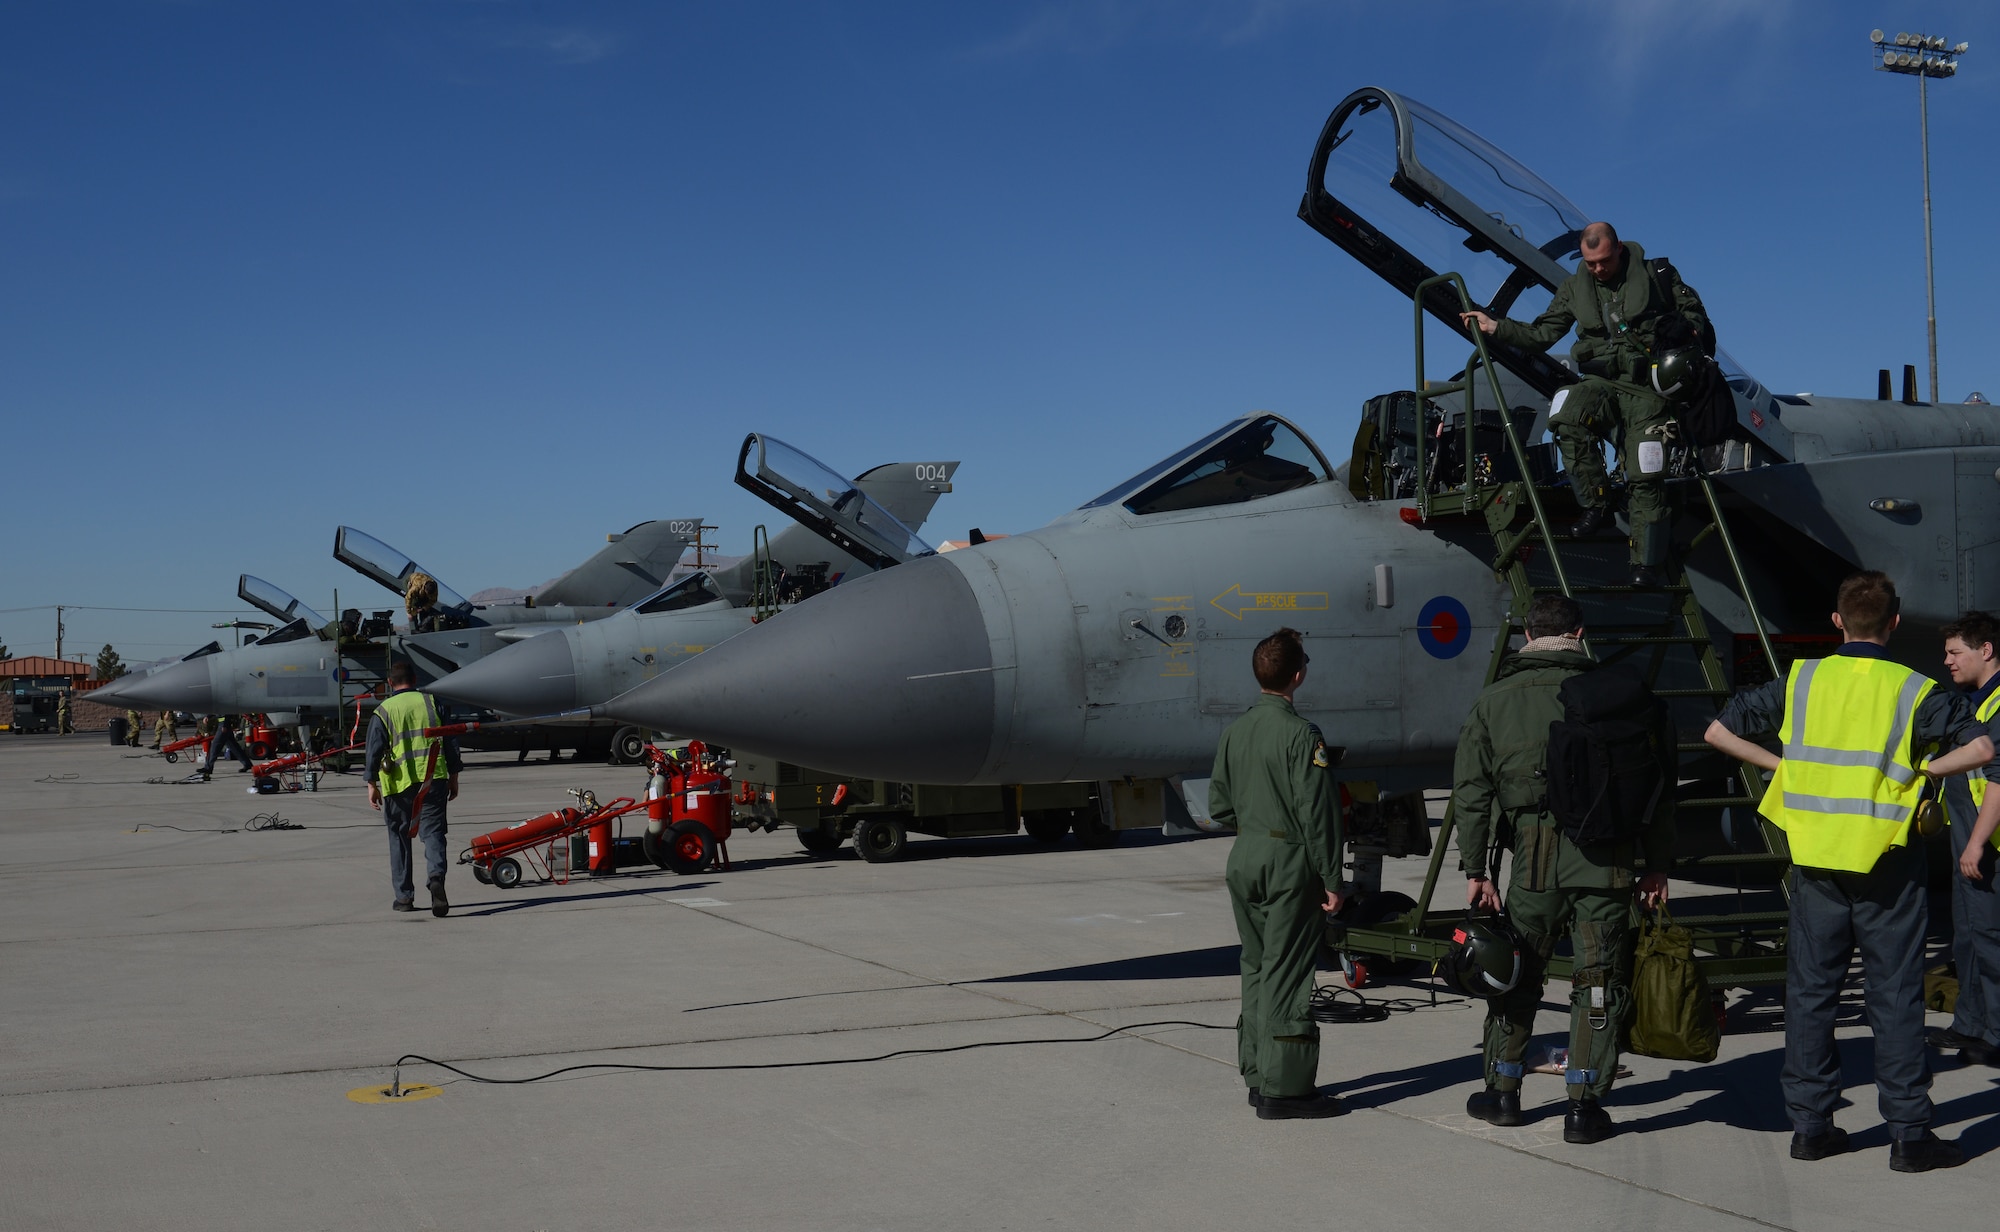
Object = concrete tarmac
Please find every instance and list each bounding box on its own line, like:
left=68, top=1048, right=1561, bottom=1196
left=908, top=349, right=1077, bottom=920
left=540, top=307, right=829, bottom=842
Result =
left=2, top=735, right=1996, bottom=1231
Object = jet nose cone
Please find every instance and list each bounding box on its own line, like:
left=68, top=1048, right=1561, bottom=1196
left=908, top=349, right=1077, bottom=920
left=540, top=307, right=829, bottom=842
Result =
left=602, top=557, right=995, bottom=781
left=427, top=630, right=578, bottom=715
left=105, top=659, right=214, bottom=713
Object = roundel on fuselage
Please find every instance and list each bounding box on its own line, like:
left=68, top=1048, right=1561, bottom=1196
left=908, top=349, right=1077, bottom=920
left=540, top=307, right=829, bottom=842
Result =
left=1417, top=595, right=1472, bottom=660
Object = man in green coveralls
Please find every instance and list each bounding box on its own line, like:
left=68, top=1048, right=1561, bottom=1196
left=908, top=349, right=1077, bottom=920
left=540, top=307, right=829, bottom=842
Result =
left=1208, top=627, right=1347, bottom=1120
left=1461, top=221, right=1713, bottom=589
left=1457, top=594, right=1673, bottom=1143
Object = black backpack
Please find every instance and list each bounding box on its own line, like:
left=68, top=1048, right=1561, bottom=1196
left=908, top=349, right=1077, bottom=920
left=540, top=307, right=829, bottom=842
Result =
left=1545, top=667, right=1671, bottom=847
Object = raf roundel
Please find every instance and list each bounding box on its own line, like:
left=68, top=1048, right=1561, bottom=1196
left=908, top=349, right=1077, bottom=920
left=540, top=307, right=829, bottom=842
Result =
left=1417, top=595, right=1472, bottom=660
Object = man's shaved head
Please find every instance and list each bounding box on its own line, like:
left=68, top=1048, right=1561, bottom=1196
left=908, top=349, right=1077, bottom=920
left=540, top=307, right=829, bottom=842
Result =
left=1580, top=221, right=1624, bottom=282
left=1580, top=221, right=1620, bottom=253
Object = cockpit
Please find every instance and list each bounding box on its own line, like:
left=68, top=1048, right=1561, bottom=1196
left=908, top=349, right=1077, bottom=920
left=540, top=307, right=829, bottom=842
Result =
left=634, top=572, right=728, bottom=615
left=236, top=576, right=330, bottom=645
left=1300, top=85, right=1792, bottom=478
left=1081, top=414, right=1333, bottom=516
left=332, top=526, right=480, bottom=630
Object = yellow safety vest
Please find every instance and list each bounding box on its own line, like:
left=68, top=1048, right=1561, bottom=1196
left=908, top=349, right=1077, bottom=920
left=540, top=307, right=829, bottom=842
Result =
left=375, top=689, right=447, bottom=796
left=1759, top=655, right=1934, bottom=873
left=1962, top=685, right=2000, bottom=847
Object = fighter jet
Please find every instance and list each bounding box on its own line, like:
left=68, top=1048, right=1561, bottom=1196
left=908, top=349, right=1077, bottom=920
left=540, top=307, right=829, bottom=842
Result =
left=586, top=85, right=2000, bottom=797
left=425, top=439, right=959, bottom=724
left=89, top=520, right=705, bottom=757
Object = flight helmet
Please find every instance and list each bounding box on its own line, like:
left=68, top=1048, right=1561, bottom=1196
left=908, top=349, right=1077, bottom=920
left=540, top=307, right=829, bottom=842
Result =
left=1441, top=915, right=1524, bottom=999
left=1649, top=348, right=1709, bottom=402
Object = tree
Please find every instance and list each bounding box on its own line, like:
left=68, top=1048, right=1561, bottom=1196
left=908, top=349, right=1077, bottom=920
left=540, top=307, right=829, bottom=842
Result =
left=94, top=643, right=127, bottom=681
left=0, top=632, right=8, bottom=660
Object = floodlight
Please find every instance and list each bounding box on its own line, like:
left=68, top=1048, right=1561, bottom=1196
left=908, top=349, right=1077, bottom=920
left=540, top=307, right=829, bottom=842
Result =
left=1895, top=32, right=1910, bottom=45
left=1871, top=29, right=1885, bottom=43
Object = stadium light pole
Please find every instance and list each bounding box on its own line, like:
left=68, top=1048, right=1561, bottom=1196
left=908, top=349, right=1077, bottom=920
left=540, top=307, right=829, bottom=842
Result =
left=1871, top=28, right=1968, bottom=404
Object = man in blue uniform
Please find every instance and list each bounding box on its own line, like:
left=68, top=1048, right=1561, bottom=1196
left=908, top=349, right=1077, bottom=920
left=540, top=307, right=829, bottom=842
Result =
left=1706, top=572, right=1992, bottom=1171
left=1932, top=612, right=2000, bottom=1066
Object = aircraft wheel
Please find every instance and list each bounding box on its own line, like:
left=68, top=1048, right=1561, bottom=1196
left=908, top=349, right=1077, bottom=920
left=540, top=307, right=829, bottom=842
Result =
left=610, top=726, right=646, bottom=765
left=471, top=863, right=492, bottom=885
left=1072, top=811, right=1121, bottom=849
left=797, top=825, right=845, bottom=855
left=1022, top=812, right=1070, bottom=845
left=852, top=817, right=908, bottom=863
left=491, top=857, right=523, bottom=889
left=665, top=820, right=716, bottom=874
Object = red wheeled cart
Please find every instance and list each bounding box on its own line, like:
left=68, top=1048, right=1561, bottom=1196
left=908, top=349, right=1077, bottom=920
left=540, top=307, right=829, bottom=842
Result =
left=639, top=740, right=734, bottom=874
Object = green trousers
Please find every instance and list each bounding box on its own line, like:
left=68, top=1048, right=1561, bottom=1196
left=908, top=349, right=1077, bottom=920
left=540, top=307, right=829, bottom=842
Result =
left=1227, top=844, right=1323, bottom=1098
left=1482, top=883, right=1634, bottom=1101
left=1551, top=377, right=1676, bottom=567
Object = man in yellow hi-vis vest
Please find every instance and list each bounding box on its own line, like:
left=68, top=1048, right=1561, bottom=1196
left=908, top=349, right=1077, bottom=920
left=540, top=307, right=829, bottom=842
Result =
left=1933, top=613, right=2000, bottom=1066
left=1708, top=572, right=1993, bottom=1173
left=365, top=662, right=460, bottom=917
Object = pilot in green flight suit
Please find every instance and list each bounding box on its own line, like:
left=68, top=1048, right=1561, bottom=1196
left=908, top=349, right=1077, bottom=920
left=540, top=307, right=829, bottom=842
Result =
left=1460, top=221, right=1713, bottom=589
left=1208, top=627, right=1347, bottom=1120
left=1456, top=594, right=1673, bottom=1144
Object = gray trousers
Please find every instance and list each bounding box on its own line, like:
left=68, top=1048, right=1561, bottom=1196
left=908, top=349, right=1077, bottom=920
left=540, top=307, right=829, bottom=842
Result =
left=1783, top=842, right=1933, bottom=1140
left=1949, top=822, right=2000, bottom=1046
left=383, top=786, right=449, bottom=904
left=201, top=729, right=254, bottom=773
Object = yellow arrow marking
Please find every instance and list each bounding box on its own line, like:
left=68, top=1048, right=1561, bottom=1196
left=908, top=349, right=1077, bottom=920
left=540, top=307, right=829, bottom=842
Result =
left=1210, top=585, right=1330, bottom=621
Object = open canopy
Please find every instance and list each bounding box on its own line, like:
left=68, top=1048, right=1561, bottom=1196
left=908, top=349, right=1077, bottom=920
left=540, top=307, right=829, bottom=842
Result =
left=1298, top=85, right=1789, bottom=457
left=332, top=527, right=475, bottom=616
left=734, top=434, right=934, bottom=571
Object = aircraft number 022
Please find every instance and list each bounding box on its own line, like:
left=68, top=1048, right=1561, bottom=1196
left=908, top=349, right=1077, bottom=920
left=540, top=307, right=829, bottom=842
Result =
left=666, top=521, right=702, bottom=535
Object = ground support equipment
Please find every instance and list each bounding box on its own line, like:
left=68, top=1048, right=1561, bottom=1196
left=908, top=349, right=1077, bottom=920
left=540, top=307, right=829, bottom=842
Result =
left=1327, top=272, right=1798, bottom=995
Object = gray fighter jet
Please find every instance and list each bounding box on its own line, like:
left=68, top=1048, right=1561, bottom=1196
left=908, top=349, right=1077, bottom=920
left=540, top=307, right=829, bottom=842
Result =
left=88, top=520, right=704, bottom=757
left=424, top=440, right=958, bottom=727
left=586, top=85, right=2000, bottom=799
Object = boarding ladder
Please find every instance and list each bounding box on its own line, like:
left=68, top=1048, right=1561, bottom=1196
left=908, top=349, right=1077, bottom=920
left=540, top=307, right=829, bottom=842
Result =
left=1336, top=272, right=1796, bottom=990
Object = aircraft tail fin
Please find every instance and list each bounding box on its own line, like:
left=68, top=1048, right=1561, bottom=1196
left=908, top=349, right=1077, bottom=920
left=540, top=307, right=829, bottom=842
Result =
left=851, top=462, right=960, bottom=537
left=536, top=518, right=706, bottom=608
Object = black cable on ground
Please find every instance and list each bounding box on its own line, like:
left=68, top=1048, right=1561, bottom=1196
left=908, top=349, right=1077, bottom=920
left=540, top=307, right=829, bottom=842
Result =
left=1310, top=984, right=1467, bottom=1024
left=393, top=1019, right=1233, bottom=1090
left=244, top=812, right=303, bottom=831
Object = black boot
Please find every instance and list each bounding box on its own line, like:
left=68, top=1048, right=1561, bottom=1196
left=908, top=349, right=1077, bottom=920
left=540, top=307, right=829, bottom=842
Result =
left=1563, top=1097, right=1614, bottom=1144
left=1628, top=564, right=1665, bottom=590
left=1465, top=1088, right=1522, bottom=1127
left=1567, top=507, right=1609, bottom=538
left=1789, top=1127, right=1851, bottom=1160
left=1255, top=1091, right=1346, bottom=1120
left=1889, top=1130, right=1964, bottom=1172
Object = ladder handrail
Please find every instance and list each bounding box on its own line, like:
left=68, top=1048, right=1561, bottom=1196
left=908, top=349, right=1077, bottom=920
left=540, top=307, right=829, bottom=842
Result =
left=1411, top=273, right=1574, bottom=603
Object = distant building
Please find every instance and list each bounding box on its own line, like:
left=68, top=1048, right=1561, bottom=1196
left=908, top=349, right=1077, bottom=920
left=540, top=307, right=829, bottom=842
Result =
left=0, top=656, right=118, bottom=733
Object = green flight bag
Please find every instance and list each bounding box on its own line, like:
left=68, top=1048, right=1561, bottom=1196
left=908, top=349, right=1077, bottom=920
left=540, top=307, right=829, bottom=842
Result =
left=1627, top=908, right=1720, bottom=1063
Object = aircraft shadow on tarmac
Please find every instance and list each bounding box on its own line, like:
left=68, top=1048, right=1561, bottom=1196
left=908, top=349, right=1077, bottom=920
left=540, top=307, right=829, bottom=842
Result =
left=455, top=880, right=722, bottom=917
left=974, top=945, right=1244, bottom=984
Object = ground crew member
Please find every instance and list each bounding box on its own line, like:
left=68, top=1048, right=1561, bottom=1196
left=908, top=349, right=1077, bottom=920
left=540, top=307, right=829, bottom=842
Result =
left=1456, top=594, right=1671, bottom=1144
left=198, top=714, right=254, bottom=779
left=151, top=709, right=176, bottom=750
left=1208, top=627, right=1347, bottom=1120
left=1461, top=221, right=1712, bottom=589
left=366, top=661, right=459, bottom=917
left=123, top=709, right=142, bottom=748
left=56, top=692, right=72, bottom=735
left=1932, top=612, right=2000, bottom=1066
left=1706, top=572, right=1992, bottom=1171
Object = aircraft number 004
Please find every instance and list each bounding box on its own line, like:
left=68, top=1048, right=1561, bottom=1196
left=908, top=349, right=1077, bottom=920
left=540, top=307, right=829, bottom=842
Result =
left=914, top=464, right=952, bottom=482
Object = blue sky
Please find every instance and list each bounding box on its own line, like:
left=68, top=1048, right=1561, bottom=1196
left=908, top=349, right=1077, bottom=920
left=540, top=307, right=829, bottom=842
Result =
left=4, top=0, right=1995, bottom=664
